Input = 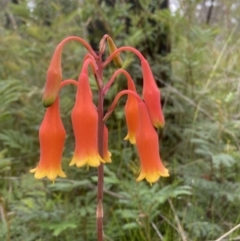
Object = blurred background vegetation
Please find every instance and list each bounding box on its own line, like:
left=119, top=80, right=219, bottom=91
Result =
left=1, top=0, right=240, bottom=240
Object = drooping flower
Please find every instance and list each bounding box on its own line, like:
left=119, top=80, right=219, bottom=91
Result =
left=136, top=102, right=169, bottom=184
left=69, top=70, right=105, bottom=168
left=103, top=125, right=112, bottom=163
left=124, top=75, right=138, bottom=144
left=42, top=44, right=63, bottom=107
left=141, top=58, right=165, bottom=128
left=30, top=96, right=66, bottom=181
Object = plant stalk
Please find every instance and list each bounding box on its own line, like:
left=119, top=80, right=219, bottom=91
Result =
left=96, top=60, right=104, bottom=241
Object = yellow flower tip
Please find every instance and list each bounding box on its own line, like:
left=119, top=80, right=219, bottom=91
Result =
left=69, top=158, right=76, bottom=167
left=145, top=173, right=161, bottom=184
left=160, top=168, right=170, bottom=177
left=136, top=168, right=170, bottom=184
left=46, top=169, right=66, bottom=182
left=70, top=154, right=105, bottom=168
left=153, top=121, right=165, bottom=129
left=30, top=167, right=47, bottom=179
left=75, top=161, right=87, bottom=168
left=29, top=167, right=37, bottom=173
left=49, top=168, right=67, bottom=183
left=58, top=169, right=67, bottom=178
left=136, top=172, right=146, bottom=182
left=34, top=171, right=46, bottom=180
left=124, top=134, right=129, bottom=141
left=88, top=155, right=105, bottom=167
left=136, top=171, right=160, bottom=184
left=104, top=151, right=112, bottom=163
left=30, top=167, right=66, bottom=182
left=71, top=157, right=86, bottom=168
left=124, top=134, right=136, bottom=144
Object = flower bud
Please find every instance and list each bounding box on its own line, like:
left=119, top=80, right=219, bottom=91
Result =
left=141, top=58, right=165, bottom=128
left=107, top=37, right=123, bottom=68
left=42, top=45, right=63, bottom=107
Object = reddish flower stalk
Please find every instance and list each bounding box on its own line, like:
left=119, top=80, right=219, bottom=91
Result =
left=103, top=68, right=135, bottom=95
left=60, top=79, right=78, bottom=88
left=103, top=89, right=142, bottom=122
left=96, top=74, right=105, bottom=241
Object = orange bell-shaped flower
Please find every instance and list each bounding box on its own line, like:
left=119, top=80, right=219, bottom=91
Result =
left=70, top=71, right=105, bottom=168
left=136, top=102, right=169, bottom=184
left=124, top=75, right=138, bottom=144
left=30, top=96, right=66, bottom=181
left=141, top=58, right=165, bottom=128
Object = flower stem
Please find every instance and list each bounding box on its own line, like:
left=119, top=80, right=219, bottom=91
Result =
left=58, top=36, right=97, bottom=58
left=96, top=61, right=104, bottom=241
left=103, top=69, right=136, bottom=95
left=103, top=46, right=145, bottom=67
left=97, top=164, right=104, bottom=241
left=103, top=89, right=143, bottom=122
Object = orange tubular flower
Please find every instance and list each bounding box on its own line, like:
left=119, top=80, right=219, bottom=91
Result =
left=30, top=97, right=66, bottom=181
left=103, top=125, right=112, bottom=163
left=42, top=44, right=63, bottom=107
left=70, top=71, right=105, bottom=168
left=141, top=58, right=165, bottom=128
left=124, top=76, right=138, bottom=144
left=136, top=102, right=169, bottom=184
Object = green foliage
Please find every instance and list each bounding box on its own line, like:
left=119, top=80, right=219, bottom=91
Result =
left=1, top=0, right=240, bottom=240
